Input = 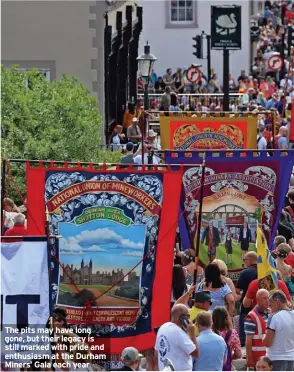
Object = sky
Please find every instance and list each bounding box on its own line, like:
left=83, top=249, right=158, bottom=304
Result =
left=59, top=220, right=146, bottom=276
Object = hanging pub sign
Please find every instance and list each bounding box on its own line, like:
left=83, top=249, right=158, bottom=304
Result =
left=211, top=5, right=242, bottom=50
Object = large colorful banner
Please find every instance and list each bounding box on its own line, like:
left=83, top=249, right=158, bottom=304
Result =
left=160, top=113, right=257, bottom=150
left=26, top=164, right=183, bottom=353
left=165, top=151, right=294, bottom=278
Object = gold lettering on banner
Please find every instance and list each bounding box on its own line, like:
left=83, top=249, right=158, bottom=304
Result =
left=47, top=181, right=160, bottom=215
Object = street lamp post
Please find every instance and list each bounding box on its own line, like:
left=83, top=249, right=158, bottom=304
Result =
left=137, top=42, right=157, bottom=165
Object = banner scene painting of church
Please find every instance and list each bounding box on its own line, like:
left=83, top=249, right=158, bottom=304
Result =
left=57, top=219, right=145, bottom=308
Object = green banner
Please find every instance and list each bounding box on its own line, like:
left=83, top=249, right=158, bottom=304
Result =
left=74, top=207, right=131, bottom=226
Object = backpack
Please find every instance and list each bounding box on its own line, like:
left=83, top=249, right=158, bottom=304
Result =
left=274, top=135, right=282, bottom=149
left=222, top=329, right=232, bottom=371
left=266, top=137, right=274, bottom=156
left=285, top=206, right=294, bottom=223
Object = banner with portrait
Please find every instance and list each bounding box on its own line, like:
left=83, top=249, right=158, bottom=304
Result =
left=160, top=114, right=257, bottom=150
left=165, top=151, right=294, bottom=279
left=26, top=164, right=183, bottom=353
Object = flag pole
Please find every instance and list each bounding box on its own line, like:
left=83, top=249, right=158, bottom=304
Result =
left=46, top=206, right=53, bottom=314
left=194, top=157, right=206, bottom=285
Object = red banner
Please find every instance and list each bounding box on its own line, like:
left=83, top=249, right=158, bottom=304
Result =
left=26, top=163, right=183, bottom=354
left=170, top=120, right=249, bottom=150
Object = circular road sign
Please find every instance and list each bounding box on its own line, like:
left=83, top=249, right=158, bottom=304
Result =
left=186, top=66, right=201, bottom=83
left=268, top=54, right=283, bottom=71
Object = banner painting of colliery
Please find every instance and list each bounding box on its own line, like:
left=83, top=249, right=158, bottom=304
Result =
left=45, top=171, right=163, bottom=338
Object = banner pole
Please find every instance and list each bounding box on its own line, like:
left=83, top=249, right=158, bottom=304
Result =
left=1, top=159, right=6, bottom=235
left=1, top=235, right=61, bottom=239
left=272, top=110, right=277, bottom=146
left=194, top=157, right=206, bottom=285
left=46, top=206, right=53, bottom=315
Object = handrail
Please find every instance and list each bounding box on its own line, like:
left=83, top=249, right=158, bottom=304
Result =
left=137, top=93, right=244, bottom=96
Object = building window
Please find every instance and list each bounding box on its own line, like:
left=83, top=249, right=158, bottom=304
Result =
left=15, top=68, right=51, bottom=89
left=250, top=0, right=264, bottom=16
left=166, top=0, right=197, bottom=28
left=17, top=68, right=51, bottom=81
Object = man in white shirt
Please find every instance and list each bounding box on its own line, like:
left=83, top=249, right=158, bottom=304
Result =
left=257, top=126, right=267, bottom=151
left=280, top=74, right=293, bottom=94
left=263, top=290, right=294, bottom=371
left=154, top=304, right=199, bottom=371
left=134, top=143, right=161, bottom=167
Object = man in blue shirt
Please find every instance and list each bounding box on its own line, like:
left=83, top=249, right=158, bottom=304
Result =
left=266, top=93, right=278, bottom=110
left=193, top=312, right=227, bottom=371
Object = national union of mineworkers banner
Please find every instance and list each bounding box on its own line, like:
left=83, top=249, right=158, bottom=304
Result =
left=165, top=151, right=294, bottom=278
left=26, top=164, right=183, bottom=353
left=160, top=114, right=257, bottom=150
left=45, top=170, right=162, bottom=332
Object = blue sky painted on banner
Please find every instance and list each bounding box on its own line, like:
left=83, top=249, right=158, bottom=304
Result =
left=59, top=220, right=146, bottom=275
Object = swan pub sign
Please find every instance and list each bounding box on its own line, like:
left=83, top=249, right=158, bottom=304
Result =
left=211, top=5, right=241, bottom=50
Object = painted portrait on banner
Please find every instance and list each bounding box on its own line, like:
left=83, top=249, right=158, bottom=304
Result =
left=159, top=116, right=257, bottom=150
left=181, top=162, right=282, bottom=276
left=45, top=170, right=163, bottom=338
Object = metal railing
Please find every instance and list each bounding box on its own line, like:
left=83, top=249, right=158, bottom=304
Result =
left=137, top=93, right=244, bottom=109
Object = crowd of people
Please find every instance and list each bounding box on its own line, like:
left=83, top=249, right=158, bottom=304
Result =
left=3, top=1, right=294, bottom=371
left=4, top=184, right=294, bottom=371
left=2, top=197, right=27, bottom=240
left=121, top=0, right=294, bottom=154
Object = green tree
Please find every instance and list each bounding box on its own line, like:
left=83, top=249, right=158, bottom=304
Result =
left=1, top=66, right=121, bottom=203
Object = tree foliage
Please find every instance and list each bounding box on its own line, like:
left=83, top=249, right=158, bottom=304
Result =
left=1, top=66, right=121, bottom=203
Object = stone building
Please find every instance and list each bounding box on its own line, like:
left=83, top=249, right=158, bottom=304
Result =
left=2, top=0, right=143, bottom=142
left=61, top=258, right=139, bottom=287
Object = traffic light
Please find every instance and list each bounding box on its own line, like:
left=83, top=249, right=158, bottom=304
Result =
left=192, top=35, right=202, bottom=59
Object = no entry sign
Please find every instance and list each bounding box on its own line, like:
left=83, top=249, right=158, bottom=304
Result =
left=186, top=66, right=201, bottom=83
left=268, top=54, right=283, bottom=71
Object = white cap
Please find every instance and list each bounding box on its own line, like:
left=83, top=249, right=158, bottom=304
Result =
left=148, top=129, right=157, bottom=137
